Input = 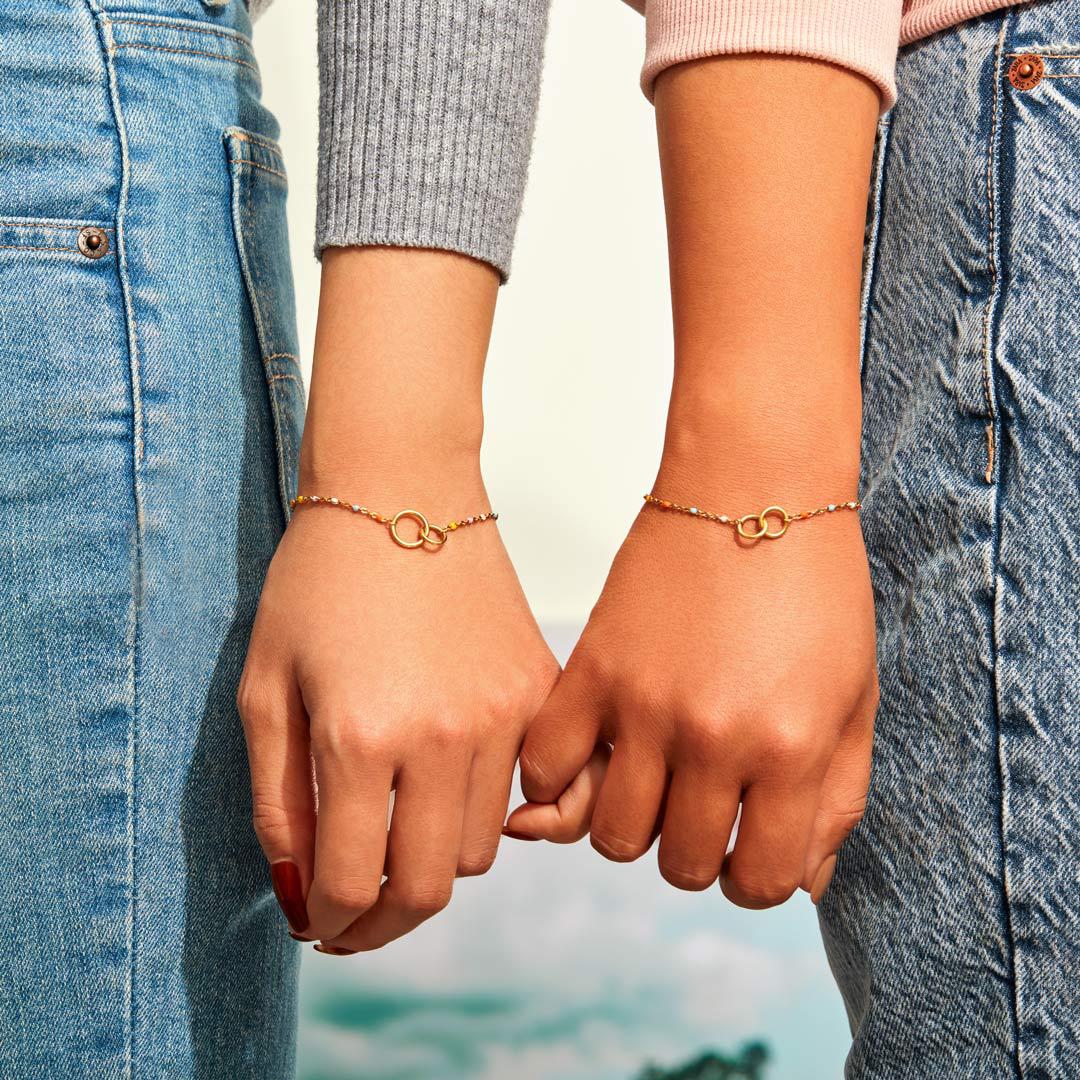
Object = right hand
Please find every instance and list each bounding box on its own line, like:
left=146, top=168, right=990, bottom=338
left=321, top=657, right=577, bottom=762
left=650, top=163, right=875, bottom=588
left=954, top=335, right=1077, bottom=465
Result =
left=238, top=478, right=559, bottom=952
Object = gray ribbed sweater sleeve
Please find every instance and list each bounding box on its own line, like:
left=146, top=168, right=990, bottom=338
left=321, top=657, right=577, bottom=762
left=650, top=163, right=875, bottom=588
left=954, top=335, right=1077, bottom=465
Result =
left=315, top=0, right=551, bottom=281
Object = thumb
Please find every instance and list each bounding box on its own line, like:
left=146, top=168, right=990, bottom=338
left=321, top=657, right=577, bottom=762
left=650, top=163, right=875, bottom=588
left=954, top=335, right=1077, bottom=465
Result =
left=504, top=746, right=610, bottom=843
left=802, top=708, right=874, bottom=904
left=518, top=658, right=605, bottom=804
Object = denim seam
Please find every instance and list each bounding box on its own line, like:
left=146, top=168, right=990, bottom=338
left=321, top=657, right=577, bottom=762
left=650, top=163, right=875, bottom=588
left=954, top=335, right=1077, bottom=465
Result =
left=108, top=42, right=259, bottom=77
left=106, top=16, right=253, bottom=47
left=90, top=6, right=144, bottom=1077
left=226, top=129, right=283, bottom=157
left=236, top=159, right=288, bottom=183
left=984, top=12, right=1023, bottom=1079
left=0, top=243, right=82, bottom=253
left=859, top=115, right=891, bottom=387
left=0, top=221, right=112, bottom=231
left=226, top=137, right=293, bottom=522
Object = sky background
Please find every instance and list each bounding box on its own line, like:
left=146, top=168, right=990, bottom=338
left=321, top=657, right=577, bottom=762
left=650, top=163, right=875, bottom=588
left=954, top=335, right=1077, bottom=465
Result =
left=254, top=1, right=852, bottom=1076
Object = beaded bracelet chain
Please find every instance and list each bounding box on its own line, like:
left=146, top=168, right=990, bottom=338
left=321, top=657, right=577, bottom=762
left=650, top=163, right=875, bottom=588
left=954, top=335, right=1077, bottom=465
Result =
left=643, top=493, right=861, bottom=541
left=290, top=494, right=497, bottom=550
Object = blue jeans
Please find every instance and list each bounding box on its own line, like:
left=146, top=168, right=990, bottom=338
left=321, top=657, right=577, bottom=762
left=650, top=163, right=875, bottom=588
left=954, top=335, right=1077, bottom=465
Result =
left=0, top=0, right=304, bottom=1076
left=820, top=3, right=1080, bottom=1077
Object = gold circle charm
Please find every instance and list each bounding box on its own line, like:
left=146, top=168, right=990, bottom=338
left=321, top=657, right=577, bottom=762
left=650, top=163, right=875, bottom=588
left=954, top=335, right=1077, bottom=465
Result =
left=759, top=505, right=791, bottom=539
left=736, top=506, right=790, bottom=541
left=389, top=509, right=431, bottom=549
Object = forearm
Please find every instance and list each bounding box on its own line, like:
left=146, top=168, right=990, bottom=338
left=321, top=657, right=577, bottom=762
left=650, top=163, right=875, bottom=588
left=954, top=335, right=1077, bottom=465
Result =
left=653, top=55, right=879, bottom=506
left=300, top=247, right=497, bottom=509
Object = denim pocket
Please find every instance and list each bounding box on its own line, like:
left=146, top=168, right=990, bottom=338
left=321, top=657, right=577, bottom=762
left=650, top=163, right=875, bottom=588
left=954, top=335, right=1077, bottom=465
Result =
left=224, top=127, right=305, bottom=521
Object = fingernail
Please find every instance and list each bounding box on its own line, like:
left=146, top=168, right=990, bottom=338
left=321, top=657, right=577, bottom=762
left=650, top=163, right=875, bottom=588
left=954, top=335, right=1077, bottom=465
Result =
left=314, top=943, right=356, bottom=956
left=289, top=930, right=315, bottom=942
left=270, top=860, right=309, bottom=933
left=811, top=855, right=837, bottom=906
left=502, top=828, right=540, bottom=842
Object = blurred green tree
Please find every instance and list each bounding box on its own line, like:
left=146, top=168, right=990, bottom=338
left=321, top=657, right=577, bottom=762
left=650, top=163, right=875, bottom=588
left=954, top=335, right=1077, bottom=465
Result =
left=636, top=1041, right=770, bottom=1079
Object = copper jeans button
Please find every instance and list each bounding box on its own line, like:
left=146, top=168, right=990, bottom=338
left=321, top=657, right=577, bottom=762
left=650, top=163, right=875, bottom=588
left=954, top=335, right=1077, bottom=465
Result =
left=77, top=226, right=109, bottom=259
left=1008, top=54, right=1045, bottom=91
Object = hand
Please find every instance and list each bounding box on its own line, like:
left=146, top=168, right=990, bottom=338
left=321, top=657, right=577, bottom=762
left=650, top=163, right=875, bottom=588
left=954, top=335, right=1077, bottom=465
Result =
left=506, top=490, right=877, bottom=908
left=239, top=478, right=559, bottom=951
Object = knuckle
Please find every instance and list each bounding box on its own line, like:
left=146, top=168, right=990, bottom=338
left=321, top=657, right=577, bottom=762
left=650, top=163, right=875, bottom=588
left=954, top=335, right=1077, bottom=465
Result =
left=250, top=799, right=292, bottom=850
left=319, top=877, right=380, bottom=915
left=590, top=829, right=648, bottom=864
left=658, top=861, right=717, bottom=892
left=518, top=744, right=556, bottom=795
left=425, top=713, right=471, bottom=752
left=764, top=722, right=820, bottom=769
left=236, top=674, right=268, bottom=729
left=567, top=645, right=614, bottom=688
left=676, top=709, right=725, bottom=761
left=311, top=715, right=390, bottom=764
left=724, top=868, right=799, bottom=910
left=821, top=800, right=867, bottom=837
left=456, top=844, right=498, bottom=878
left=394, top=881, right=453, bottom=917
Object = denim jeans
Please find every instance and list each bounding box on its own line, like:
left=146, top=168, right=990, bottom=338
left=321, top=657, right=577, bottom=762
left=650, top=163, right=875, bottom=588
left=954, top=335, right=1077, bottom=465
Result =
left=0, top=0, right=304, bottom=1076
left=819, top=3, right=1080, bottom=1077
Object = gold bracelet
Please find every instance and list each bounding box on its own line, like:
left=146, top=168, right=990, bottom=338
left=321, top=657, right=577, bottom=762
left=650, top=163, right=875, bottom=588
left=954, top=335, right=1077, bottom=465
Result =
left=290, top=494, right=498, bottom=550
left=643, top=492, right=861, bottom=540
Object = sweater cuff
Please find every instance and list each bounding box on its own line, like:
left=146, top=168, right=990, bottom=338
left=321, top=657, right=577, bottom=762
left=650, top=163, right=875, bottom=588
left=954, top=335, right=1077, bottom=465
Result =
left=316, top=0, right=550, bottom=283
left=641, top=0, right=903, bottom=112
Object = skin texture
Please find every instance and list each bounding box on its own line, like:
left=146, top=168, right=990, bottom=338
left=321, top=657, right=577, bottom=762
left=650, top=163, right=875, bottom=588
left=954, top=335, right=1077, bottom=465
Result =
left=505, top=55, right=882, bottom=907
left=238, top=247, right=560, bottom=950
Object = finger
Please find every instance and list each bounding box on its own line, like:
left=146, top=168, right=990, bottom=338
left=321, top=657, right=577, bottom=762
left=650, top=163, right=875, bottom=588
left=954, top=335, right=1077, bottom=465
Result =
left=304, top=722, right=395, bottom=942
left=238, top=673, right=316, bottom=936
left=590, top=739, right=669, bottom=862
left=504, top=745, right=611, bottom=843
left=720, top=776, right=822, bottom=910
left=518, top=656, right=606, bottom=804
left=657, top=765, right=740, bottom=891
left=802, top=711, right=874, bottom=903
left=457, top=743, right=518, bottom=877
left=329, top=746, right=469, bottom=952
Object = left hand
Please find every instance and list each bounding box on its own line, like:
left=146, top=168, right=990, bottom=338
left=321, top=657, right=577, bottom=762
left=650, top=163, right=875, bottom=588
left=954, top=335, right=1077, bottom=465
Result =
left=504, top=493, right=878, bottom=908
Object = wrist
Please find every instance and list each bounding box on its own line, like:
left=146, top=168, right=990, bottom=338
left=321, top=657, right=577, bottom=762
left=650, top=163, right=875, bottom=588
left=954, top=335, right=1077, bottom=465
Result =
left=657, top=375, right=861, bottom=509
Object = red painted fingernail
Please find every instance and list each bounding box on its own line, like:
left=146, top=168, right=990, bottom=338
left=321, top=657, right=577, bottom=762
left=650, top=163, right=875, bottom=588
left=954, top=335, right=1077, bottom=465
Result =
left=314, top=943, right=356, bottom=956
left=270, top=861, right=309, bottom=933
left=502, top=828, right=540, bottom=841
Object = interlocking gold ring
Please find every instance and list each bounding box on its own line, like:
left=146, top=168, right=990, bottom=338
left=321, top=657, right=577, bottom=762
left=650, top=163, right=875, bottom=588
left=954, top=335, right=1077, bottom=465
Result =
left=736, top=506, right=791, bottom=541
left=389, top=509, right=446, bottom=549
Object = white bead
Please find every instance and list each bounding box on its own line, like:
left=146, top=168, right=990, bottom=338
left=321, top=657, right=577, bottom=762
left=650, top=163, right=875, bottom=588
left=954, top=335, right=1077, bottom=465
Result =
left=351, top=505, right=360, bottom=512
left=689, top=507, right=699, bottom=515
left=827, top=504, right=836, bottom=512
left=329, top=498, right=339, bottom=505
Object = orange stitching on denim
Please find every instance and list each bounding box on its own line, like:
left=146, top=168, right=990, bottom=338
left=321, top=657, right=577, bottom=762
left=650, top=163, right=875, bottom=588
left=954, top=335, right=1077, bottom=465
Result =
left=266, top=353, right=300, bottom=364
left=109, top=42, right=259, bottom=75
left=0, top=221, right=112, bottom=231
left=236, top=159, right=287, bottom=182
left=981, top=18, right=1008, bottom=451
left=268, top=372, right=303, bottom=385
left=1044, top=74, right=1080, bottom=79
left=227, top=130, right=285, bottom=159
left=107, top=17, right=253, bottom=48
left=1006, top=52, right=1080, bottom=58
left=0, top=243, right=79, bottom=252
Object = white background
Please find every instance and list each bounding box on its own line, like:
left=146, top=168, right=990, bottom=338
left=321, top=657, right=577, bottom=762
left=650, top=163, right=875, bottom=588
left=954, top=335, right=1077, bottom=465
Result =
left=256, top=0, right=673, bottom=625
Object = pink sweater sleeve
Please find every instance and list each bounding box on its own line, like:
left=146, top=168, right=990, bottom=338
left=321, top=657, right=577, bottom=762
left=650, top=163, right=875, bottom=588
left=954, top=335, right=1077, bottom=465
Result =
left=641, top=0, right=904, bottom=110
